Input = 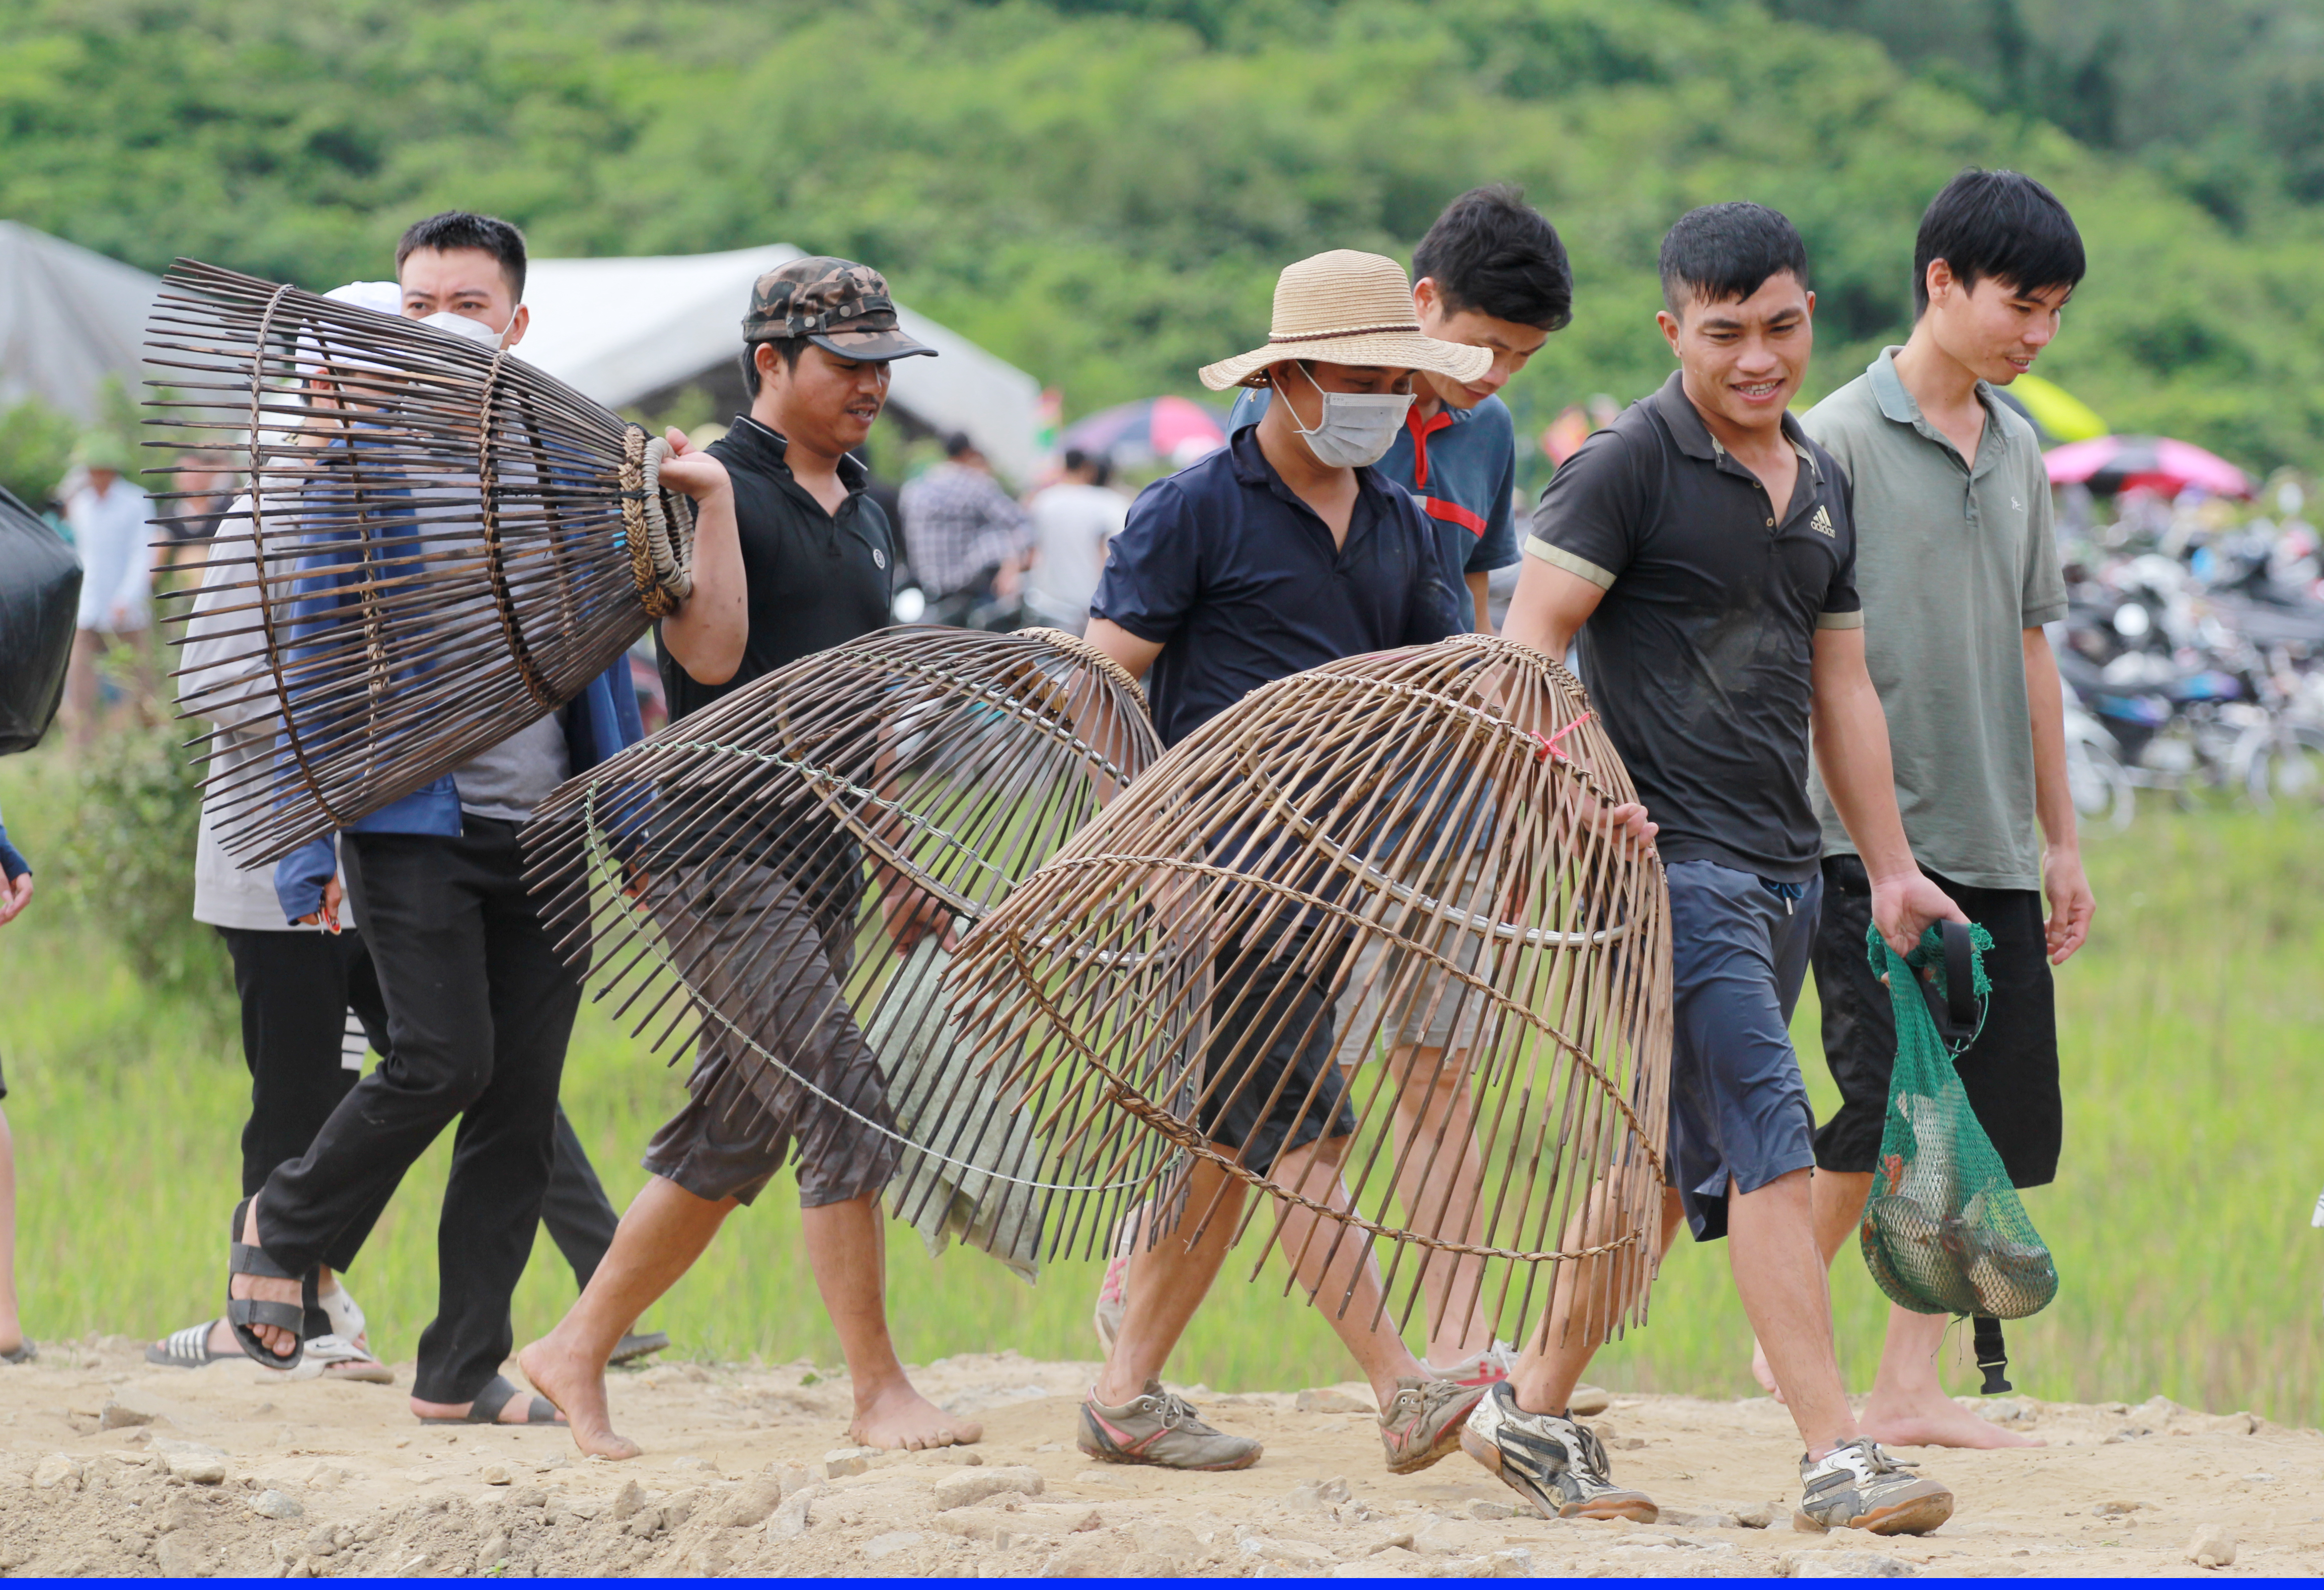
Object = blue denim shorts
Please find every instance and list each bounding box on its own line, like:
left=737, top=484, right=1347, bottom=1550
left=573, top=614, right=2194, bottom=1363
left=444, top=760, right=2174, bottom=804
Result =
left=1663, top=859, right=1822, bottom=1241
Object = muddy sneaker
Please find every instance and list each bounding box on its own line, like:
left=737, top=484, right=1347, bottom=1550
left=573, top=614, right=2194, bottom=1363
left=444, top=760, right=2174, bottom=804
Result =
left=1458, top=1381, right=1658, bottom=1522
left=1379, top=1375, right=1487, bottom=1474
left=1423, top=1345, right=1612, bottom=1416
left=1079, top=1380, right=1261, bottom=1471
left=1794, top=1439, right=1954, bottom=1535
left=1424, top=1341, right=1514, bottom=1387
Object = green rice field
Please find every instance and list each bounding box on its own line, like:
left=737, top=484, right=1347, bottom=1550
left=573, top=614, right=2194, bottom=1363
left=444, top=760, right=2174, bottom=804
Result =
left=2, top=747, right=2319, bottom=1425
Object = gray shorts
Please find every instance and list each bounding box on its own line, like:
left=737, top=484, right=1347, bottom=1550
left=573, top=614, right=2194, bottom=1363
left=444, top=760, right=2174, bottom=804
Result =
left=639, top=862, right=899, bottom=1209
left=1331, top=852, right=1493, bottom=1066
left=1663, top=859, right=1822, bottom=1242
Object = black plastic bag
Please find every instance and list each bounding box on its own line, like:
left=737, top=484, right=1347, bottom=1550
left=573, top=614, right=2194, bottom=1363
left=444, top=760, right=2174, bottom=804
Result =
left=0, top=485, right=82, bottom=754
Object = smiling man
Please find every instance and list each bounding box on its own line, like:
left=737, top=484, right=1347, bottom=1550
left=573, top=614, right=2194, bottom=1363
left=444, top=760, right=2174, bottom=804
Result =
left=1461, top=203, right=1964, bottom=1535
left=518, top=258, right=980, bottom=1463
left=1785, top=169, right=2092, bottom=1448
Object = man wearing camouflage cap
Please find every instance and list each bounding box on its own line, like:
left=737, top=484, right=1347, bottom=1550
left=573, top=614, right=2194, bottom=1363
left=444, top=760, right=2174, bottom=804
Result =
left=520, top=257, right=981, bottom=1459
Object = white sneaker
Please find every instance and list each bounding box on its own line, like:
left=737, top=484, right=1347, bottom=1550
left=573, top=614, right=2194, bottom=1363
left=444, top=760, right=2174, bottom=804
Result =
left=1795, top=1439, right=1954, bottom=1535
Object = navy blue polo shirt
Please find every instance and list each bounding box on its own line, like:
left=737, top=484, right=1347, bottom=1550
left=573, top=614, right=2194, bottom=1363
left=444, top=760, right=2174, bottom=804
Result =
left=1227, top=389, right=1520, bottom=628
left=1091, top=426, right=1464, bottom=746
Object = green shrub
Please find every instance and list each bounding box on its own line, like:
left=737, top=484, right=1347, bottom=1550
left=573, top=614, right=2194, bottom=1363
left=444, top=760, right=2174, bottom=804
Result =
left=46, top=726, right=229, bottom=1019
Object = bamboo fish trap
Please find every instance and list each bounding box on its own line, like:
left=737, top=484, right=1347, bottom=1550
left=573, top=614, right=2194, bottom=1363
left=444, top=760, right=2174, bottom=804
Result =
left=146, top=260, right=697, bottom=864
left=947, top=634, right=1674, bottom=1347
left=521, top=625, right=1165, bottom=1279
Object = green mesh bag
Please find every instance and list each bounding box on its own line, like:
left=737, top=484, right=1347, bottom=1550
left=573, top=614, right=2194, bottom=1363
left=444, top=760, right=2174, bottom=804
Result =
left=1859, top=920, right=2059, bottom=1319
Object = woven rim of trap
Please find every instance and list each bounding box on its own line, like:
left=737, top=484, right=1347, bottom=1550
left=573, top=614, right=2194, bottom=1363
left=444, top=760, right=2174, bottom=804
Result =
left=952, top=633, right=1673, bottom=1270
left=538, top=625, right=1170, bottom=1198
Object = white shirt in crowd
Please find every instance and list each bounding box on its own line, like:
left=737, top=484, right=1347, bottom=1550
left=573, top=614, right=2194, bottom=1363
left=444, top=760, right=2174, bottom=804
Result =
left=66, top=475, right=157, bottom=633
left=1023, top=481, right=1129, bottom=634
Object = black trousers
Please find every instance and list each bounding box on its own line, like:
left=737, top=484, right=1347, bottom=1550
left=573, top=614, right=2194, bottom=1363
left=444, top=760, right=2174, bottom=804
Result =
left=255, top=821, right=586, bottom=1405
left=220, top=925, right=621, bottom=1291
left=1810, top=853, right=2062, bottom=1188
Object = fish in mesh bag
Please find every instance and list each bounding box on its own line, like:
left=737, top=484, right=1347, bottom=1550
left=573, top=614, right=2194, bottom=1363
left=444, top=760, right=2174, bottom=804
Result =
left=145, top=260, right=698, bottom=863
left=1860, top=918, right=2059, bottom=1320
left=946, top=634, right=1673, bottom=1349
left=521, top=625, right=1163, bottom=1281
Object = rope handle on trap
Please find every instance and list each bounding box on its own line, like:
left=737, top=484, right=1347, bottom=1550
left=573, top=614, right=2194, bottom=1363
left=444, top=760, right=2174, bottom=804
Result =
left=620, top=425, right=697, bottom=617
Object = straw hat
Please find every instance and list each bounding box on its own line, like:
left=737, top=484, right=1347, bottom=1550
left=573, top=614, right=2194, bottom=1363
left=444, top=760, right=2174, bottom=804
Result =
left=1199, top=249, right=1496, bottom=391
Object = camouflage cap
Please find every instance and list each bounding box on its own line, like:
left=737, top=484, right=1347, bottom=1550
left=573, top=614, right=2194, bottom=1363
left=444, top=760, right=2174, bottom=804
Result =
left=741, top=256, right=937, bottom=362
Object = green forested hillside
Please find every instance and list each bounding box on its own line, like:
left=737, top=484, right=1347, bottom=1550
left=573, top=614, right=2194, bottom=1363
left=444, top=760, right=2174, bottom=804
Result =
left=3, top=0, right=2320, bottom=477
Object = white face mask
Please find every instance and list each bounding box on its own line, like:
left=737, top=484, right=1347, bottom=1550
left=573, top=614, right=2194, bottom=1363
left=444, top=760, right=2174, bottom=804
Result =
left=1283, top=362, right=1411, bottom=468
left=418, top=308, right=512, bottom=350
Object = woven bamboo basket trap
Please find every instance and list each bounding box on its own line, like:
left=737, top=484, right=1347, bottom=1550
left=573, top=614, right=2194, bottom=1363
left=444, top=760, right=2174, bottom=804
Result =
left=147, top=260, right=697, bottom=863
left=948, top=635, right=1675, bottom=1345
left=521, top=625, right=1165, bottom=1279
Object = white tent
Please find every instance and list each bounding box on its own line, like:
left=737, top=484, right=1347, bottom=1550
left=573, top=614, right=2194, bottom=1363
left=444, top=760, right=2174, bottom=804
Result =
left=0, top=227, right=1041, bottom=481
left=520, top=244, right=1043, bottom=483
left=0, top=221, right=165, bottom=422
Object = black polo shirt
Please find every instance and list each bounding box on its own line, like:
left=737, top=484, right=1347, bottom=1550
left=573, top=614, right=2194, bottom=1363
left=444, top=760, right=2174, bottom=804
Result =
left=1091, top=425, right=1463, bottom=747
left=656, top=414, right=895, bottom=718
left=1526, top=371, right=1861, bottom=883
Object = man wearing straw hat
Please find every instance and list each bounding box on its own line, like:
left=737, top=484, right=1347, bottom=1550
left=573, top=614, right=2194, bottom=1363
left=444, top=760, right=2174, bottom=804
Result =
left=1071, top=248, right=1491, bottom=1473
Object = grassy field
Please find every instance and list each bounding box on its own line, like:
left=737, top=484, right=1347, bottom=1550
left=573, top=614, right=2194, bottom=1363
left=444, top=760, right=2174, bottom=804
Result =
left=2, top=746, right=2319, bottom=1426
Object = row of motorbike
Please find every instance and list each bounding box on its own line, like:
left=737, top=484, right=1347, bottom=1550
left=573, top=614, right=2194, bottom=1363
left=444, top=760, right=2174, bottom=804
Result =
left=2058, top=543, right=2324, bottom=829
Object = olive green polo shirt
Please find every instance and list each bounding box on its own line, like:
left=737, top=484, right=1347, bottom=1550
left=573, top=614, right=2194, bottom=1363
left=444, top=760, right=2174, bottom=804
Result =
left=1802, top=348, right=2068, bottom=891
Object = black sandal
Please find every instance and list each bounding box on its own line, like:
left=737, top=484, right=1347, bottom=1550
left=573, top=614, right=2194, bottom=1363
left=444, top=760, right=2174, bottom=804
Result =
left=419, top=1373, right=565, bottom=1426
left=226, top=1198, right=314, bottom=1371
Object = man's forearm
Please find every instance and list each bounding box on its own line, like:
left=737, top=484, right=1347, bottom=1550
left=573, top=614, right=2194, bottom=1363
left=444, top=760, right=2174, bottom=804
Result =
left=2023, top=628, right=2079, bottom=853
left=1812, top=657, right=1917, bottom=882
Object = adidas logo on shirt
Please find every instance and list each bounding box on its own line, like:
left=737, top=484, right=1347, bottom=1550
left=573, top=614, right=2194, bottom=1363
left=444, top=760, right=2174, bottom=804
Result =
left=1810, top=504, right=1836, bottom=537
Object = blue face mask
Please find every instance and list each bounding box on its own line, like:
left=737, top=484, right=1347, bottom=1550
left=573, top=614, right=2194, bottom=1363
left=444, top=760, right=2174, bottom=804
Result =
left=1284, top=362, right=1410, bottom=467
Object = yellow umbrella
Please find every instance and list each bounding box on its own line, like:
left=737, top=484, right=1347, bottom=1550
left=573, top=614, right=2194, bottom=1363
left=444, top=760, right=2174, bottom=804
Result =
left=2010, top=374, right=2108, bottom=442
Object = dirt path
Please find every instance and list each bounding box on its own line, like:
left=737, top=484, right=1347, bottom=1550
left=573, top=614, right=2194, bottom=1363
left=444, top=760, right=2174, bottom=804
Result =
left=0, top=1339, right=2317, bottom=1577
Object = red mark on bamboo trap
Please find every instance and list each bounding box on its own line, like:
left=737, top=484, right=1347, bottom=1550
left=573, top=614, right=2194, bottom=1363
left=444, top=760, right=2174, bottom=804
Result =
left=1532, top=711, right=1594, bottom=765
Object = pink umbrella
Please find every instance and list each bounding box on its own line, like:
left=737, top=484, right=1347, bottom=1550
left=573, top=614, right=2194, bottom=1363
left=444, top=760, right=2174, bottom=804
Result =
left=2044, top=435, right=2253, bottom=499
left=1058, top=395, right=1228, bottom=468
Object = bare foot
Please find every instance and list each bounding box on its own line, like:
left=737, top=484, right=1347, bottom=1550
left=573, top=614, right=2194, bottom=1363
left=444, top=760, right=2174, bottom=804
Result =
left=1859, top=1394, right=2045, bottom=1450
left=1749, top=1337, right=1787, bottom=1404
left=518, top=1334, right=638, bottom=1459
left=232, top=1200, right=303, bottom=1361
left=848, top=1377, right=983, bottom=1451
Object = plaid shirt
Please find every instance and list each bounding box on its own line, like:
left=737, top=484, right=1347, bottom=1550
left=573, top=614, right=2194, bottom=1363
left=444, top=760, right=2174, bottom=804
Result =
left=897, top=461, right=1031, bottom=596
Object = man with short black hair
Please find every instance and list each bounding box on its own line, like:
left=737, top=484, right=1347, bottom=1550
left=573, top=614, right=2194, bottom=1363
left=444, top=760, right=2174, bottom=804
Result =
left=1786, top=168, right=2093, bottom=1448
left=520, top=258, right=982, bottom=1462
left=1462, top=203, right=1962, bottom=1535
left=899, top=430, right=1032, bottom=625
left=1023, top=447, right=1126, bottom=634
left=224, top=216, right=744, bottom=1424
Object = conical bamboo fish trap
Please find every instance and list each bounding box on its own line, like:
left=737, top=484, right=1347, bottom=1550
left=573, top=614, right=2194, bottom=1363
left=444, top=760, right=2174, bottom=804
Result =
left=948, top=635, right=1673, bottom=1346
left=521, top=626, right=1165, bottom=1279
left=146, top=259, right=697, bottom=864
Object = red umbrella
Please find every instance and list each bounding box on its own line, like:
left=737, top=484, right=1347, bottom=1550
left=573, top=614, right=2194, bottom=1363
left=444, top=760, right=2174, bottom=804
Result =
left=2044, top=435, right=2252, bottom=499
